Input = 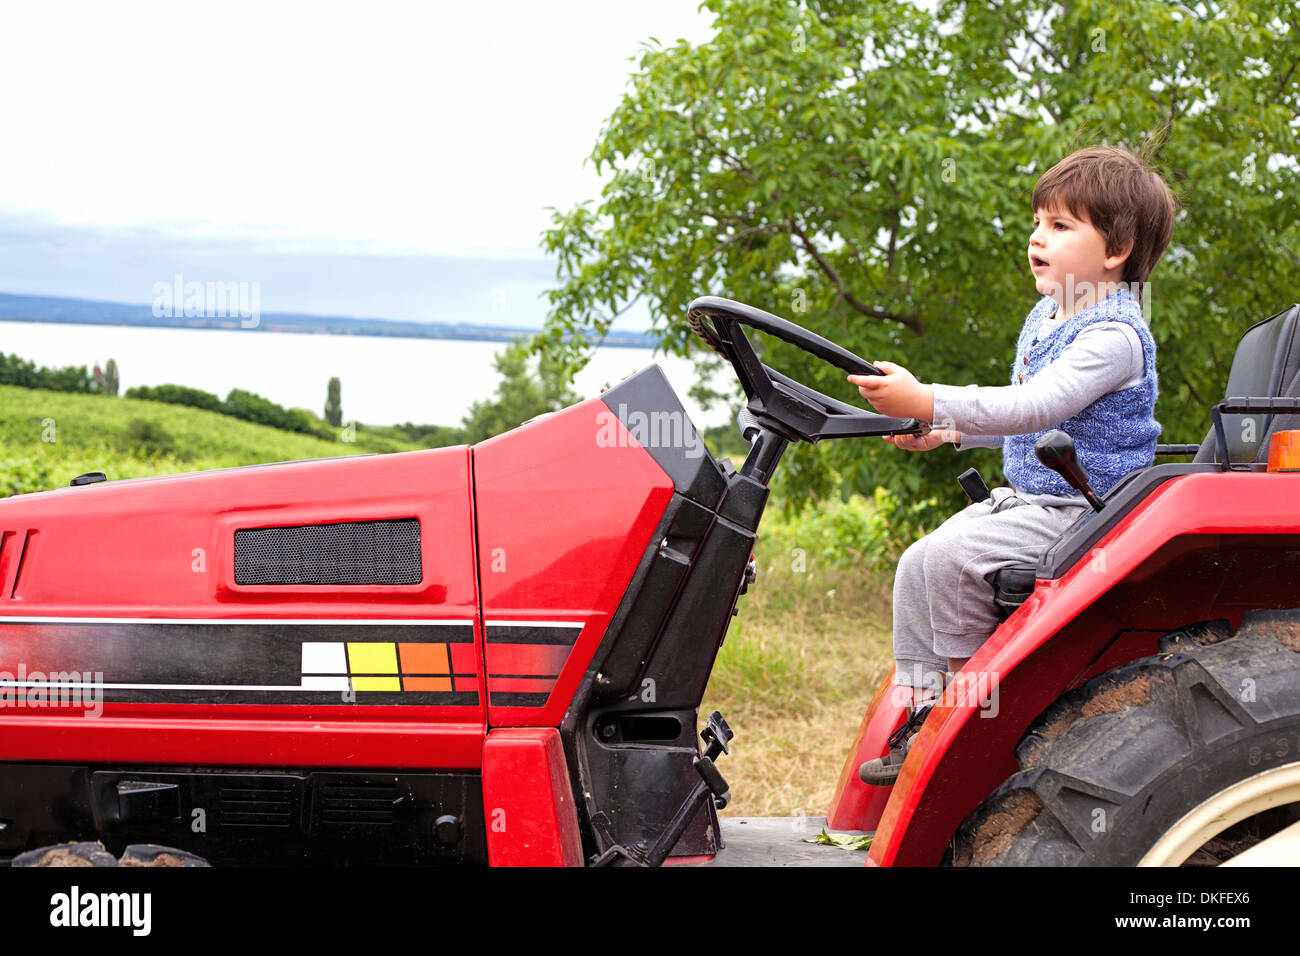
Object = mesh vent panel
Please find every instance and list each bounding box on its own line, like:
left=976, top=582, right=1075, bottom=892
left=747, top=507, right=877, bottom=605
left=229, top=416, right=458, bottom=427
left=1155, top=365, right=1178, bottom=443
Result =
left=235, top=519, right=421, bottom=585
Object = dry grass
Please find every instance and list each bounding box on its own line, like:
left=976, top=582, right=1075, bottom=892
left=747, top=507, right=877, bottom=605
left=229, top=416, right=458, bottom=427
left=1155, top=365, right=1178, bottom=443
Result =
left=700, top=538, right=896, bottom=817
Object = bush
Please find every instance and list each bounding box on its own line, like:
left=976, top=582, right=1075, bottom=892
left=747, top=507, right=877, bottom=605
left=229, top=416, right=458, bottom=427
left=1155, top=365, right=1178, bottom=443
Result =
left=285, top=407, right=332, bottom=440
left=124, top=384, right=328, bottom=438
left=0, top=352, right=101, bottom=393
left=0, top=456, right=54, bottom=497
left=124, top=418, right=177, bottom=458
left=223, top=389, right=318, bottom=436
left=389, top=422, right=467, bottom=448
left=125, top=383, right=225, bottom=413
left=761, top=487, right=940, bottom=574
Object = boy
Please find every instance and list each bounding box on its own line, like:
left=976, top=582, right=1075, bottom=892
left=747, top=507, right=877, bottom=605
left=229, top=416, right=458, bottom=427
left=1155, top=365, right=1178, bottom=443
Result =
left=847, top=145, right=1178, bottom=785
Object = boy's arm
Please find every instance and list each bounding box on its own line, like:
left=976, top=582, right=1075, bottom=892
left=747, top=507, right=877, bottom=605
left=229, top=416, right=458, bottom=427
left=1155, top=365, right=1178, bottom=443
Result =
left=953, top=432, right=1003, bottom=450
left=933, top=324, right=1145, bottom=437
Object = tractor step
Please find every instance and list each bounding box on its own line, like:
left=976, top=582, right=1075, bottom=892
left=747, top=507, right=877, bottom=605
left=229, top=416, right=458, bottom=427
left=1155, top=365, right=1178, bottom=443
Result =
left=676, top=817, right=872, bottom=867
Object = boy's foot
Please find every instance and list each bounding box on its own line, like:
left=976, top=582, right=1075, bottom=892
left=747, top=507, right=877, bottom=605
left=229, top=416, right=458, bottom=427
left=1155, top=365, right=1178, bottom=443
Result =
left=858, top=704, right=934, bottom=787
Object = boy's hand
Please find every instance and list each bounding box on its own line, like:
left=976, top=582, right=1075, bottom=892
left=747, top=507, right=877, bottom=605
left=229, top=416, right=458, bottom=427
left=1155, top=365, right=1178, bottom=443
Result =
left=847, top=361, right=936, bottom=421
left=884, top=430, right=958, bottom=451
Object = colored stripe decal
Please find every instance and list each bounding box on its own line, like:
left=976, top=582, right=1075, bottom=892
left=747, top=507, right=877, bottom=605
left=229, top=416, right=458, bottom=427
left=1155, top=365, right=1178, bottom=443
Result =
left=487, top=677, right=558, bottom=693
left=0, top=620, right=479, bottom=706
left=484, top=643, right=569, bottom=677
left=485, top=623, right=582, bottom=645
left=0, top=618, right=591, bottom=707
left=483, top=622, right=586, bottom=708
left=0, top=617, right=476, bottom=627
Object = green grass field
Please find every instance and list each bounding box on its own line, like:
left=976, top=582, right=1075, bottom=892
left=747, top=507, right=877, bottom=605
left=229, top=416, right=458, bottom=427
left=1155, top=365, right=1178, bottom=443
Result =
left=0, top=383, right=898, bottom=817
left=701, top=511, right=895, bottom=817
left=0, top=384, right=424, bottom=495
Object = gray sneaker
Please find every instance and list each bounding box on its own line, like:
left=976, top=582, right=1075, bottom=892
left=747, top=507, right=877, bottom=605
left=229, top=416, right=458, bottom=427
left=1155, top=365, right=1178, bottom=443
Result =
left=858, top=704, right=933, bottom=787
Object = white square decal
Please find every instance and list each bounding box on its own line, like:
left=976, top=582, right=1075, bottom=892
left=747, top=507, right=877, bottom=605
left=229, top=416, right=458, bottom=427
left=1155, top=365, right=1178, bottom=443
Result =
left=301, top=642, right=347, bottom=674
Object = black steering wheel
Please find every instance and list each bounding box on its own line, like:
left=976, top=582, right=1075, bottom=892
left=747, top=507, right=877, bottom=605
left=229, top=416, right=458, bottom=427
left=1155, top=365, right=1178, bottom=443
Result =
left=687, top=296, right=929, bottom=443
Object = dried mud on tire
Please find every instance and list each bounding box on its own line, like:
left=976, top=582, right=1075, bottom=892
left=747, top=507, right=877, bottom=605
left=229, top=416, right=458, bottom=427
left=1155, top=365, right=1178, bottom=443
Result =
left=953, top=611, right=1300, bottom=866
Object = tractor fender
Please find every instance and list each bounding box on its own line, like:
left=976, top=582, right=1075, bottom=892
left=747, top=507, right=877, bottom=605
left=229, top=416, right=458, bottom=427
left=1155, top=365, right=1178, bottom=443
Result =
left=863, top=471, right=1300, bottom=866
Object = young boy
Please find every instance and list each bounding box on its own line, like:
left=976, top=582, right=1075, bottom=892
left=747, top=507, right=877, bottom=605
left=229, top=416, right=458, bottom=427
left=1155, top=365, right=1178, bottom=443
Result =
left=847, top=145, right=1178, bottom=785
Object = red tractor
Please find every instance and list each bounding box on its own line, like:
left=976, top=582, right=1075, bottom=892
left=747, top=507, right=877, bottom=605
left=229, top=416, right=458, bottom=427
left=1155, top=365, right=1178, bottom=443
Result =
left=1, top=297, right=1298, bottom=867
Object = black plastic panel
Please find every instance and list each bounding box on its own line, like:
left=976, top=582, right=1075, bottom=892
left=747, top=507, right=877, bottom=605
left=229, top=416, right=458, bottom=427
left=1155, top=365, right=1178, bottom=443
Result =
left=0, top=765, right=486, bottom=865
left=600, top=366, right=729, bottom=508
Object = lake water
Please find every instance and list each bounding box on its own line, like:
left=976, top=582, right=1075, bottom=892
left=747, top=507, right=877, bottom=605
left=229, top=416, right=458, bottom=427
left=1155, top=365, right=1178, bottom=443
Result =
left=0, top=321, right=738, bottom=430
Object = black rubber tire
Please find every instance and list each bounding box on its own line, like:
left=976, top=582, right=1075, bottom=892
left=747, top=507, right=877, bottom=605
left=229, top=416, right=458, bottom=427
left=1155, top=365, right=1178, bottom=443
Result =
left=10, top=841, right=210, bottom=867
left=119, top=844, right=210, bottom=867
left=11, top=841, right=118, bottom=867
left=952, top=610, right=1300, bottom=866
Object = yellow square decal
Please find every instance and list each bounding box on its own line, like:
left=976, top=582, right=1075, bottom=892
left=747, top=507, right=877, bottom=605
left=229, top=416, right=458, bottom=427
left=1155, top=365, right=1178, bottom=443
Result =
left=351, top=676, right=402, bottom=692
left=347, top=642, right=398, bottom=674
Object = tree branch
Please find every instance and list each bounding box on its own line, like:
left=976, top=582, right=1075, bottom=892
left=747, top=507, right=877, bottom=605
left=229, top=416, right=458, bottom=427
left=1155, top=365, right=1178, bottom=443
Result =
left=1272, top=52, right=1300, bottom=103
left=690, top=110, right=756, bottom=182
left=586, top=293, right=645, bottom=346
left=695, top=222, right=783, bottom=266
left=1009, top=11, right=1066, bottom=73
left=788, top=218, right=925, bottom=333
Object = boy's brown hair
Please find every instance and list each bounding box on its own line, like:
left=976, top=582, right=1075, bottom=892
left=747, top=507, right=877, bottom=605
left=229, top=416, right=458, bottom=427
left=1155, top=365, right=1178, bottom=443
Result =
left=1032, top=145, right=1178, bottom=285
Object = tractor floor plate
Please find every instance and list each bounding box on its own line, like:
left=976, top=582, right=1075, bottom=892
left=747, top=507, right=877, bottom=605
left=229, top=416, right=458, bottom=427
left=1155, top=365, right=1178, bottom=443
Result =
left=677, top=817, right=871, bottom=867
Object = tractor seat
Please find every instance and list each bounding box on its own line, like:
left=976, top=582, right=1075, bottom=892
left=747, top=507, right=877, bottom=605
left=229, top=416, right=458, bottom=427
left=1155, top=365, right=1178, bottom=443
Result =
left=993, top=563, right=1037, bottom=618
left=991, top=302, right=1300, bottom=619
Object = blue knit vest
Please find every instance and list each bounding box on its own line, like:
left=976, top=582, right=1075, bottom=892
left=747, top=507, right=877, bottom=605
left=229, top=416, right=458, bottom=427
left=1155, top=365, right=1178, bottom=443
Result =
left=1002, top=287, right=1160, bottom=496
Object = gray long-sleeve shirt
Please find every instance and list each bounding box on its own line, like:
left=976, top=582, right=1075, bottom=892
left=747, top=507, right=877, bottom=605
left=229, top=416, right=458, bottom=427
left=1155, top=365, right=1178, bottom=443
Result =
left=934, top=315, right=1145, bottom=448
left=931, top=313, right=1146, bottom=503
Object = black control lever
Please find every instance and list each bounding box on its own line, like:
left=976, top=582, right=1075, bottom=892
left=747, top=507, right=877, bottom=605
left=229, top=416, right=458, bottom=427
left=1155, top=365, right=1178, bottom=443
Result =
left=957, top=467, right=990, bottom=503
left=1035, top=430, right=1104, bottom=512
left=639, top=711, right=733, bottom=867
left=590, top=711, right=736, bottom=867
left=701, top=710, right=733, bottom=761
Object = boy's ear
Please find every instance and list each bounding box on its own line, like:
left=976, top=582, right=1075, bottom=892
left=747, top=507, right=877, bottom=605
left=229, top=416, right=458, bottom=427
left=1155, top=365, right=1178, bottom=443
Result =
left=1105, top=237, right=1135, bottom=271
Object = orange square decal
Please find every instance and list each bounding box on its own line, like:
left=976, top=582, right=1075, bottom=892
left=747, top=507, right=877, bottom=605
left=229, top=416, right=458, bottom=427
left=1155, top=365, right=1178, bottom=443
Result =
left=399, top=642, right=450, bottom=674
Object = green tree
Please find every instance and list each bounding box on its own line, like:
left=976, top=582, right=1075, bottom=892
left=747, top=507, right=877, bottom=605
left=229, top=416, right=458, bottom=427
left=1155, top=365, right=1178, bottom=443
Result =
left=461, top=336, right=581, bottom=444
left=537, top=0, right=1300, bottom=522
left=325, top=376, right=343, bottom=427
left=125, top=383, right=226, bottom=414
left=104, top=358, right=120, bottom=397
left=224, top=388, right=320, bottom=436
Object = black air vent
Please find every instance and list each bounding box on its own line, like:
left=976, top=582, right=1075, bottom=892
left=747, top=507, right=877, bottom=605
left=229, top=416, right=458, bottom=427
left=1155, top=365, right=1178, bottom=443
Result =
left=218, top=779, right=296, bottom=827
left=235, top=519, right=421, bottom=585
left=4, top=530, right=33, bottom=599
left=316, top=780, right=401, bottom=826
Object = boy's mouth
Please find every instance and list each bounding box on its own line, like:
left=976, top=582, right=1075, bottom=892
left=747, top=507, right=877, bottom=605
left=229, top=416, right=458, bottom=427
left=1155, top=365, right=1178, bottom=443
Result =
left=1030, top=254, right=1049, bottom=269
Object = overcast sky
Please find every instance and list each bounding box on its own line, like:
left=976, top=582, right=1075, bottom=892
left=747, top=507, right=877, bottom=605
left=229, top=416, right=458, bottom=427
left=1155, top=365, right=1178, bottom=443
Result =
left=1, top=1, right=717, bottom=254
left=0, top=1, right=718, bottom=324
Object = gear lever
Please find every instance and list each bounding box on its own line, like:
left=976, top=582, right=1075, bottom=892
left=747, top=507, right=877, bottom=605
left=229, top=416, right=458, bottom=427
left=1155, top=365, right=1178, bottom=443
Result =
left=1035, top=430, right=1105, bottom=512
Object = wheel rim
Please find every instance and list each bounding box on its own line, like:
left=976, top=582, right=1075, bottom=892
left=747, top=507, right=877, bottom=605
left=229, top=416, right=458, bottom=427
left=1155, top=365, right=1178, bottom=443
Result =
left=1139, top=761, right=1300, bottom=866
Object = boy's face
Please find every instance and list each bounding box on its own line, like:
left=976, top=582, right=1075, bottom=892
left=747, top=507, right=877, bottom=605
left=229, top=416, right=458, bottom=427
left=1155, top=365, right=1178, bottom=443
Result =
left=1028, top=204, right=1129, bottom=307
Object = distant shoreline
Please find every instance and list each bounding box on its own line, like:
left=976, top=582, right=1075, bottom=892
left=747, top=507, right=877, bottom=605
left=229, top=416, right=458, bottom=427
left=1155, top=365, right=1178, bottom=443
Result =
left=0, top=291, right=656, bottom=349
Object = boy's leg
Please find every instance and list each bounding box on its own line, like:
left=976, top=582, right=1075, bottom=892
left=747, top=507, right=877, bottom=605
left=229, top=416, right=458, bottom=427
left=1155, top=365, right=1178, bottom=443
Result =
left=863, top=492, right=1079, bottom=787
left=922, top=493, right=1090, bottom=664
left=892, top=535, right=944, bottom=700
left=892, top=495, right=1003, bottom=704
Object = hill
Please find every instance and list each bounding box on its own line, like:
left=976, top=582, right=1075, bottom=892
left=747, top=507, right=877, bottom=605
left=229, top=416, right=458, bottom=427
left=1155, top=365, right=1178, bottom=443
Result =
left=0, top=384, right=427, bottom=497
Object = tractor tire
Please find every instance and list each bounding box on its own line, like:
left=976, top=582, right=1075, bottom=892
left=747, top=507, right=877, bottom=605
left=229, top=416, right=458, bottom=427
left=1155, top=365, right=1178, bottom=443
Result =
left=10, top=842, right=210, bottom=867
left=952, top=611, right=1300, bottom=866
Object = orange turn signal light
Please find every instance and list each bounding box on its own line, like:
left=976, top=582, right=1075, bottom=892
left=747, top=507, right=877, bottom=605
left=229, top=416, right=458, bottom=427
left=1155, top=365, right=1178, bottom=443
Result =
left=1267, top=430, right=1300, bottom=472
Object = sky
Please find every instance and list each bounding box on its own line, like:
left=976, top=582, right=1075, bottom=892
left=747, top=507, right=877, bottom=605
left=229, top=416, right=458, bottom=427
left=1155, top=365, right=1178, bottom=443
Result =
left=0, top=1, right=719, bottom=327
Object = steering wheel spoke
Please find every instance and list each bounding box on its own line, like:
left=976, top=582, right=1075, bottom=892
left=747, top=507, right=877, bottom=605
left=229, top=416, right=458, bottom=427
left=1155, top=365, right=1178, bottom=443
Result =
left=687, top=296, right=929, bottom=443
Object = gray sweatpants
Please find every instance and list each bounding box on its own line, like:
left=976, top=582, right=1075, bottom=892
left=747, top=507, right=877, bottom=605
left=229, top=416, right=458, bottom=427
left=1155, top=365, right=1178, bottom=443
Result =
left=892, top=486, right=1090, bottom=693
